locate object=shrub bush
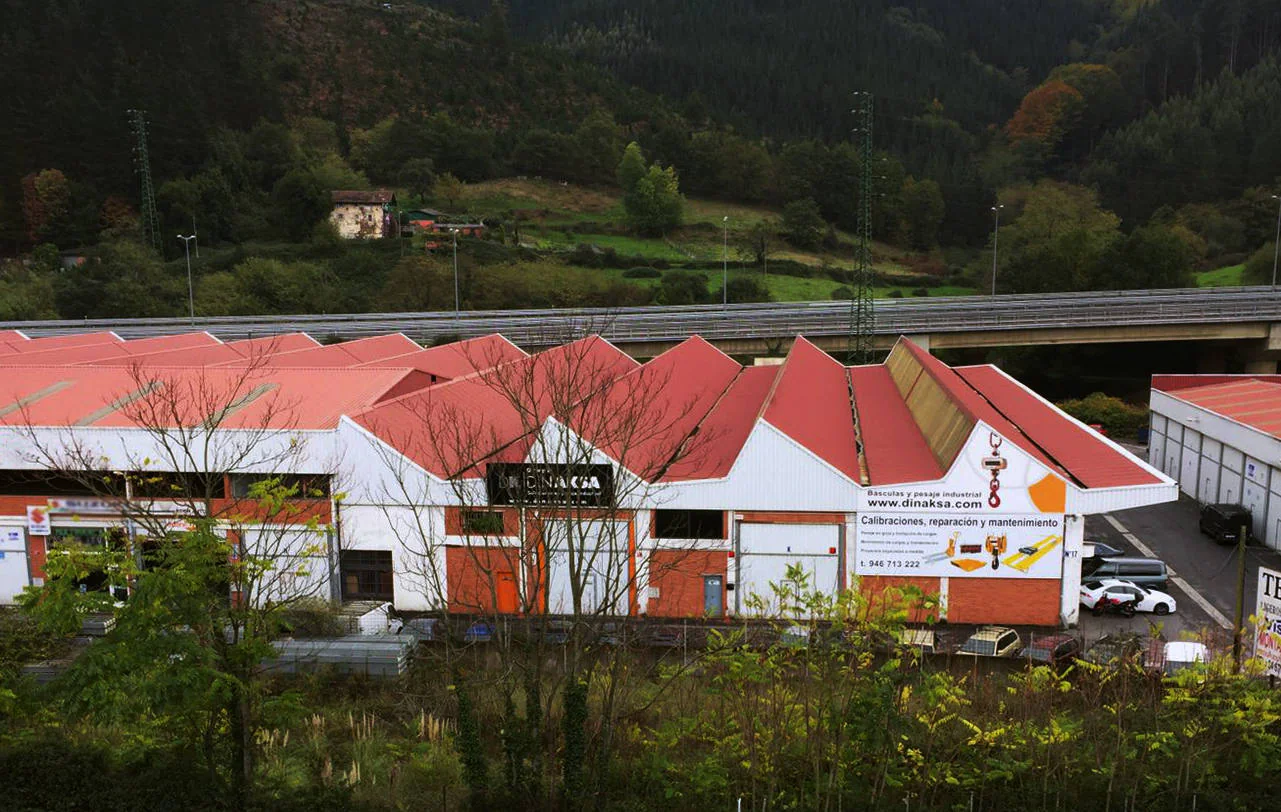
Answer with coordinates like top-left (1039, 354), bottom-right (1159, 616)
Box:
top-left (911, 287), bottom-right (930, 297)
top-left (1055, 392), bottom-right (1148, 439)
top-left (888, 289), bottom-right (903, 298)
top-left (622, 267), bottom-right (661, 279)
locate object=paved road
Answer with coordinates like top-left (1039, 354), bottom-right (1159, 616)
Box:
top-left (1080, 494), bottom-right (1281, 654)
top-left (1, 285), bottom-right (1278, 345)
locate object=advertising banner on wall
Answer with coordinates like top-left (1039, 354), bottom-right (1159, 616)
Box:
top-left (856, 423), bottom-right (1068, 517)
top-left (1254, 566), bottom-right (1281, 678)
top-left (855, 512), bottom-right (1065, 579)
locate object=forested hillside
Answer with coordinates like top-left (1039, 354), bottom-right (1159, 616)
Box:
top-left (2, 0), bottom-right (1281, 324)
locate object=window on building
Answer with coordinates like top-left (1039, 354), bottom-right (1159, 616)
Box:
top-left (653, 509), bottom-right (724, 539)
top-left (341, 550), bottom-right (394, 601)
top-left (131, 471), bottom-right (226, 500)
top-left (230, 474), bottom-right (330, 499)
top-left (0, 469), bottom-right (123, 497)
top-left (461, 510), bottom-right (506, 535)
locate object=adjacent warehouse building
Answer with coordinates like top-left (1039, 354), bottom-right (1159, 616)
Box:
top-left (0, 327), bottom-right (1175, 627)
top-left (1149, 374), bottom-right (1281, 548)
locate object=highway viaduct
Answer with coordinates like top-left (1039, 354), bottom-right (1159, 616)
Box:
top-left (3, 286), bottom-right (1279, 370)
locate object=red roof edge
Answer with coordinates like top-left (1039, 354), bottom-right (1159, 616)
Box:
top-left (1153, 373), bottom-right (1281, 393)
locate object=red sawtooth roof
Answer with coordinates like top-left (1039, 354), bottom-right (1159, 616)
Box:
top-left (956, 364), bottom-right (1161, 489)
top-left (848, 365), bottom-right (943, 485)
top-left (237, 334), bottom-right (420, 367)
top-left (586, 335), bottom-right (741, 480)
top-left (1166, 379), bottom-right (1281, 439)
top-left (0, 328), bottom-right (1168, 492)
top-left (359, 334), bottom-right (527, 379)
top-left (354, 336), bottom-right (639, 477)
top-left (897, 339), bottom-right (1071, 480)
top-left (760, 337), bottom-right (860, 479)
top-left (0, 331), bottom-right (121, 357)
top-left (0, 332), bottom-right (219, 366)
top-left (661, 365), bottom-right (779, 481)
top-left (0, 365), bottom-right (416, 430)
top-left (83, 333), bottom-right (319, 367)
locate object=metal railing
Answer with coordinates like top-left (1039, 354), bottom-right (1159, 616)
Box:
top-left (2, 286), bottom-right (1278, 346)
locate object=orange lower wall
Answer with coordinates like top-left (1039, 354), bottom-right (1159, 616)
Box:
top-left (946, 578), bottom-right (1061, 626)
top-left (445, 545), bottom-right (520, 614)
top-left (647, 550), bottom-right (728, 617)
top-left (858, 575), bottom-right (942, 623)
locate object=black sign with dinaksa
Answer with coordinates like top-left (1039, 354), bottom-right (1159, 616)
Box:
top-left (486, 463), bottom-right (615, 507)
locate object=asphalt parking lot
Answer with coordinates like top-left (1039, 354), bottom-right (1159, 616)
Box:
top-left (1079, 492), bottom-right (1281, 655)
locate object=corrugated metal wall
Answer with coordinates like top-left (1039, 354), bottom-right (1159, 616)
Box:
top-left (884, 343), bottom-right (973, 471)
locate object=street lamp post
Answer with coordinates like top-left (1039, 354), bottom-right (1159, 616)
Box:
top-left (722, 216), bottom-right (729, 309)
top-left (1271, 194), bottom-right (1280, 289)
top-left (990, 204), bottom-right (1004, 296)
top-left (176, 234), bottom-right (196, 324)
top-left (451, 227), bottom-right (460, 318)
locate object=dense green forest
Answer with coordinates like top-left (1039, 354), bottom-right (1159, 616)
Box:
top-left (2, 0), bottom-right (1280, 325)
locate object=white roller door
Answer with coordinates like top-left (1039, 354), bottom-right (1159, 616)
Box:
top-left (1149, 432), bottom-right (1166, 473)
top-left (1197, 456), bottom-right (1220, 503)
top-left (1244, 459), bottom-right (1270, 542)
top-left (546, 520), bottom-right (630, 615)
top-left (735, 523), bottom-right (841, 616)
top-left (1267, 492), bottom-right (1281, 551)
top-left (1179, 430), bottom-right (1200, 497)
top-left (1219, 469), bottom-right (1243, 505)
top-left (0, 528), bottom-right (30, 605)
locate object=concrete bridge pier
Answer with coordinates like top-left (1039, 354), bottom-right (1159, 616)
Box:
top-left (1243, 323), bottom-right (1281, 374)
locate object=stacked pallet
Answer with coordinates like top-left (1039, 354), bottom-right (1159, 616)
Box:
top-left (337, 601), bottom-right (391, 635)
top-left (263, 635), bottom-right (414, 678)
top-left (80, 613), bottom-right (116, 636)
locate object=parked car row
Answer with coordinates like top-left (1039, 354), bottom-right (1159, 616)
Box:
top-left (1080, 578), bottom-right (1177, 616)
top-left (937, 625), bottom-right (1211, 674)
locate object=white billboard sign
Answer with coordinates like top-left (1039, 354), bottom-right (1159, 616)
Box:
top-left (857, 423), bottom-right (1068, 516)
top-left (855, 512), bottom-right (1064, 579)
top-left (1254, 566), bottom-right (1281, 678)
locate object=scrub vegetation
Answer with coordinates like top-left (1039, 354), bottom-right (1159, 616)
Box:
top-left (3, 575), bottom-right (1279, 811)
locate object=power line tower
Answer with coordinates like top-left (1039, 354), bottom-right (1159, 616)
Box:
top-left (128, 109), bottom-right (161, 253)
top-left (847, 91), bottom-right (876, 365)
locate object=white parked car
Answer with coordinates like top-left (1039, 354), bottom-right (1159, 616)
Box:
top-left (1080, 579), bottom-right (1176, 615)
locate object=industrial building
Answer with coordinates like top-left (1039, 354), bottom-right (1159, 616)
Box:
top-left (1149, 374), bottom-right (1281, 549)
top-left (0, 328), bottom-right (1175, 627)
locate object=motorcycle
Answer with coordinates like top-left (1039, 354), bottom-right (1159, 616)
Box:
top-left (1092, 594), bottom-right (1137, 617)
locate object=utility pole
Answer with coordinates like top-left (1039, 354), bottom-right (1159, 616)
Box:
top-left (990, 204), bottom-right (1004, 296)
top-left (847, 91), bottom-right (875, 365)
top-left (451, 227), bottom-right (460, 319)
top-left (177, 234), bottom-right (197, 324)
top-left (128, 109), bottom-right (161, 254)
top-left (192, 216), bottom-right (199, 259)
top-left (1233, 521), bottom-right (1248, 673)
top-left (722, 216), bottom-right (729, 310)
top-left (1270, 194), bottom-right (1279, 289)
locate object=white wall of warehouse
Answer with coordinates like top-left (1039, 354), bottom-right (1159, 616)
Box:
top-left (1150, 390), bottom-right (1281, 549)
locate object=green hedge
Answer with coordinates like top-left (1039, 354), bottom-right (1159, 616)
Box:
top-left (1055, 392), bottom-right (1148, 440)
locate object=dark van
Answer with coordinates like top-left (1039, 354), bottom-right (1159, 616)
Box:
top-left (1082, 557), bottom-right (1169, 590)
top-left (1199, 503), bottom-right (1252, 545)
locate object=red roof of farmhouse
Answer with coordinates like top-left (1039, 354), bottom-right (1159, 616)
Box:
top-left (0, 329), bottom-right (1159, 488)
